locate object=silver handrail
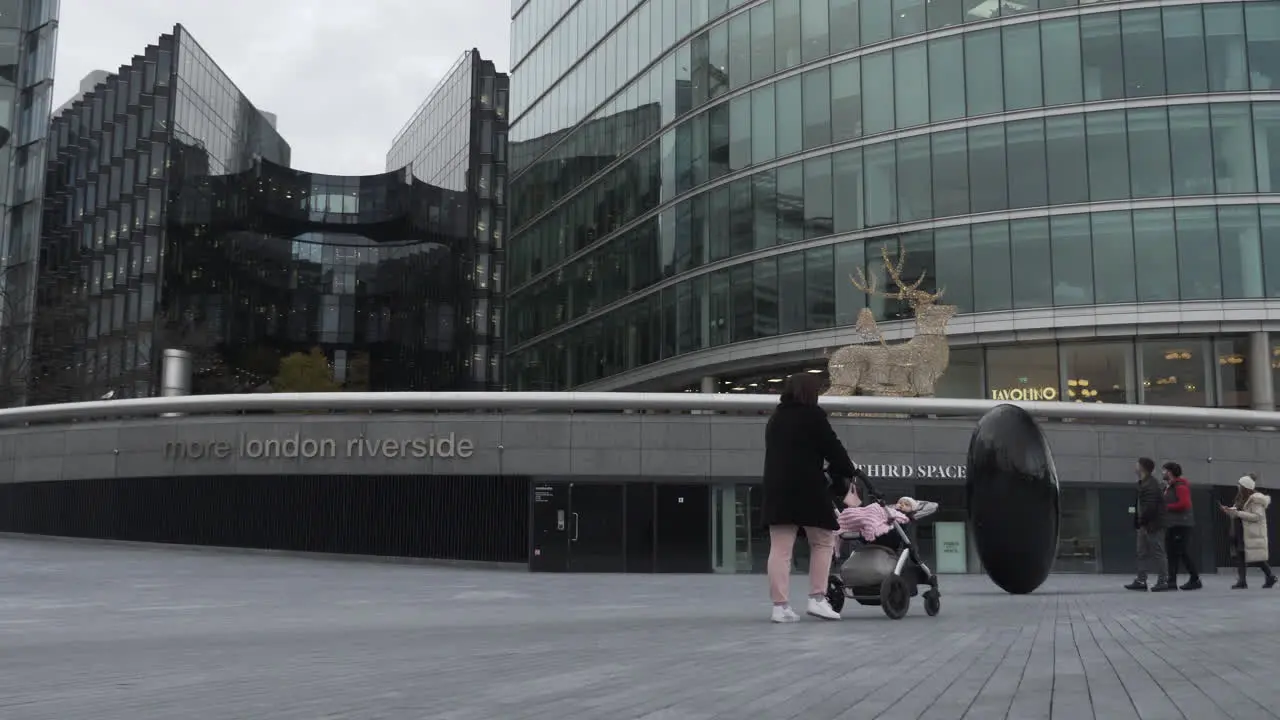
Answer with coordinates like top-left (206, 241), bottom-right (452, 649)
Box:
top-left (0, 392), bottom-right (1275, 429)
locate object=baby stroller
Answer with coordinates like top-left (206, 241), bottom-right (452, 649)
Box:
top-left (825, 471), bottom-right (942, 620)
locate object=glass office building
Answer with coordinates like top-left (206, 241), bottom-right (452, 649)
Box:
top-left (506, 0), bottom-right (1280, 411)
top-left (30, 25), bottom-right (480, 403)
top-left (0, 0), bottom-right (58, 407)
top-left (387, 49), bottom-right (509, 388)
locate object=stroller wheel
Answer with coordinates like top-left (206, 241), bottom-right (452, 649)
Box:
top-left (880, 576), bottom-right (910, 620)
top-left (826, 578), bottom-right (846, 613)
top-left (924, 589), bottom-right (941, 617)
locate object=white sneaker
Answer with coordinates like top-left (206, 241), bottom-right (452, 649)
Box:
top-left (771, 605), bottom-right (800, 623)
top-left (806, 597), bottom-right (842, 620)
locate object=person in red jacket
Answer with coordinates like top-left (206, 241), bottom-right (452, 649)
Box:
top-left (1161, 462), bottom-right (1201, 591)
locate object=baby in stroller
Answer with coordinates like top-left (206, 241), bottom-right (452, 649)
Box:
top-left (824, 471), bottom-right (942, 619)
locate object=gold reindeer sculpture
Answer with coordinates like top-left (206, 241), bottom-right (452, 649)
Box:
top-left (825, 246), bottom-right (957, 397)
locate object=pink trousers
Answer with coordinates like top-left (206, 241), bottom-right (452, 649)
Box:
top-left (767, 525), bottom-right (836, 604)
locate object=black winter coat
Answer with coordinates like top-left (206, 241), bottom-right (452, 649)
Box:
top-left (1135, 474), bottom-right (1166, 530)
top-left (761, 399), bottom-right (856, 530)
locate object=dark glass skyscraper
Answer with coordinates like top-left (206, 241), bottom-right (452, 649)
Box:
top-left (0, 0), bottom-right (58, 407)
top-left (387, 49), bottom-right (509, 388)
top-left (31, 25), bottom-right (483, 403)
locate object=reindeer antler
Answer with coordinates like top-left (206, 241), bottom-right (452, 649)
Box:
top-left (878, 245), bottom-right (939, 305)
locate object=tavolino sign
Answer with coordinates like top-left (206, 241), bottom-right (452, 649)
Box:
top-left (855, 463), bottom-right (966, 479)
top-left (163, 433), bottom-right (475, 461)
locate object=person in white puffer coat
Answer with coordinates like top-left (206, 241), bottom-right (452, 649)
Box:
top-left (1221, 474), bottom-right (1275, 589)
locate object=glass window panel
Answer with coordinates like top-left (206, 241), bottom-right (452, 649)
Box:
top-left (1003, 24), bottom-right (1043, 110)
top-left (1175, 206), bottom-right (1222, 301)
top-left (1255, 103), bottom-right (1280, 193)
top-left (1010, 218), bottom-right (1053, 309)
top-left (935, 348), bottom-right (983, 399)
top-left (730, 264), bottom-right (755, 343)
top-left (1263, 206), bottom-right (1280, 297)
top-left (1091, 211), bottom-right (1137, 305)
top-left (893, 0), bottom-right (925, 37)
top-left (1246, 3), bottom-right (1280, 91)
top-left (751, 85), bottom-right (776, 164)
top-left (1041, 17), bottom-right (1084, 106)
top-left (968, 124), bottom-right (1008, 213)
top-left (1121, 8), bottom-right (1165, 97)
top-left (1127, 107), bottom-right (1172, 199)
top-left (728, 13), bottom-right (751, 91)
top-left (931, 129), bottom-right (969, 218)
top-left (1169, 105), bottom-right (1215, 196)
top-left (1050, 215), bottom-right (1094, 307)
top-left (862, 52), bottom-right (894, 134)
top-left (709, 269), bottom-right (730, 346)
top-left (830, 0), bottom-right (860, 53)
top-left (831, 58), bottom-right (862, 142)
top-left (1205, 3), bottom-right (1248, 92)
top-left (933, 226), bottom-right (972, 314)
top-left (861, 0), bottom-right (892, 45)
top-left (1045, 115), bottom-right (1090, 205)
top-left (709, 23), bottom-right (730, 98)
top-left (894, 43), bottom-right (928, 129)
top-left (1211, 103), bottom-right (1256, 193)
top-left (776, 163), bottom-right (805, 244)
top-left (729, 95), bottom-right (751, 172)
top-left (805, 246), bottom-right (835, 330)
top-left (863, 143), bottom-right (897, 227)
top-left (1219, 205), bottom-right (1264, 299)
top-left (964, 29), bottom-right (1003, 116)
top-left (834, 240), bottom-right (867, 326)
top-left (753, 258), bottom-right (779, 338)
top-left (803, 155), bottom-right (833, 239)
top-left (708, 104), bottom-right (730, 180)
top-left (775, 75), bottom-right (803, 156)
top-left (800, 0), bottom-right (830, 62)
top-left (832, 148), bottom-right (864, 233)
top-left (730, 177), bottom-right (755, 256)
top-left (708, 186), bottom-right (731, 260)
top-left (1214, 336), bottom-right (1251, 409)
top-left (929, 36), bottom-right (965, 123)
top-left (778, 252), bottom-right (806, 334)
top-left (1132, 208), bottom-right (1178, 302)
top-left (1086, 110), bottom-right (1130, 202)
top-left (1141, 338), bottom-right (1209, 407)
top-left (774, 0), bottom-right (802, 71)
top-left (750, 3), bottom-right (775, 82)
top-left (1163, 6), bottom-right (1209, 95)
top-left (753, 169), bottom-right (777, 250)
top-left (1081, 14), bottom-right (1125, 101)
top-left (896, 135), bottom-right (932, 223)
top-left (1006, 118), bottom-right (1048, 210)
top-left (802, 67), bottom-right (832, 150)
top-left (1065, 343), bottom-right (1133, 405)
top-left (987, 345), bottom-right (1060, 402)
top-left (971, 222), bottom-right (1012, 312)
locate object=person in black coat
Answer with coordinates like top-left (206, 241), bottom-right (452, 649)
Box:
top-left (762, 373), bottom-right (857, 623)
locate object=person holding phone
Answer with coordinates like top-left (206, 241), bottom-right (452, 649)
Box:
top-left (1221, 474), bottom-right (1275, 589)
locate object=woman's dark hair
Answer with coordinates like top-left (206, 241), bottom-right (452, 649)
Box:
top-left (1162, 461), bottom-right (1182, 477)
top-left (1137, 457), bottom-right (1155, 473)
top-left (779, 373), bottom-right (823, 406)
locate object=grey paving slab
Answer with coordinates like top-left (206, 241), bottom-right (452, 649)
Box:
top-left (0, 539), bottom-right (1277, 720)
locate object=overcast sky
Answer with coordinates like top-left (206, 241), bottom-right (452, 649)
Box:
top-left (52, 0), bottom-right (511, 176)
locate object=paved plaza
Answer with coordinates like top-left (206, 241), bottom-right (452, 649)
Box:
top-left (0, 538), bottom-right (1275, 720)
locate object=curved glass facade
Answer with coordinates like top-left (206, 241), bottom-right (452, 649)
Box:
top-left (507, 0), bottom-right (1280, 391)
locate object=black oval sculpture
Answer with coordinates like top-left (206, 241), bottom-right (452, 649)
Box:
top-left (966, 404), bottom-right (1060, 594)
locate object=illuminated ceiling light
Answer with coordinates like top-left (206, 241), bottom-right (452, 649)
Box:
top-left (806, 368), bottom-right (823, 374)
top-left (767, 378), bottom-right (783, 383)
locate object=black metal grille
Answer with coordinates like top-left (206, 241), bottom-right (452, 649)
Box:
top-left (0, 474), bottom-right (529, 564)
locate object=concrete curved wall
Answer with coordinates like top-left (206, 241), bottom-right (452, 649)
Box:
top-left (0, 413), bottom-right (1272, 486)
